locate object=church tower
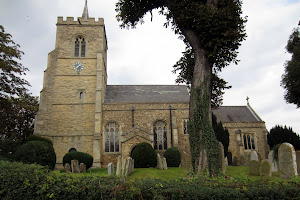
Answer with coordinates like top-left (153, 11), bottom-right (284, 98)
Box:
top-left (34, 0), bottom-right (107, 167)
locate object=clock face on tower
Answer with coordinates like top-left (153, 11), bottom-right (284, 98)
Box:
top-left (73, 62), bottom-right (84, 72)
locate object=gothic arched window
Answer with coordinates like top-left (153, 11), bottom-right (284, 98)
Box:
top-left (105, 122), bottom-right (119, 153)
top-left (243, 133), bottom-right (256, 150)
top-left (74, 36), bottom-right (86, 57)
top-left (153, 121), bottom-right (167, 150)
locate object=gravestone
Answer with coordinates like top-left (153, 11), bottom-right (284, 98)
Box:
top-left (108, 162), bottom-right (114, 175)
top-left (121, 159), bottom-right (127, 176)
top-left (278, 143), bottom-right (298, 179)
top-left (249, 160), bottom-right (260, 176)
top-left (296, 151), bottom-right (300, 173)
top-left (116, 156), bottom-right (122, 176)
top-left (183, 151), bottom-right (189, 173)
top-left (260, 159), bottom-right (272, 177)
top-left (232, 156), bottom-right (238, 166)
top-left (250, 151), bottom-right (259, 162)
top-left (64, 163), bottom-right (71, 173)
top-left (219, 142), bottom-right (226, 174)
top-left (162, 157), bottom-right (168, 170)
top-left (157, 153), bottom-right (163, 170)
top-left (71, 160), bottom-right (80, 173)
top-left (239, 155), bottom-right (246, 166)
top-left (79, 163), bottom-right (86, 173)
top-left (268, 150), bottom-right (278, 172)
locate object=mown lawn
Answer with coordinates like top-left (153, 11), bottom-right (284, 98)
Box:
top-left (85, 165), bottom-right (283, 181)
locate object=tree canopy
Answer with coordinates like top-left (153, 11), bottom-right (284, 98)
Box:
top-left (0, 25), bottom-right (39, 157)
top-left (116, 0), bottom-right (247, 175)
top-left (267, 125), bottom-right (300, 150)
top-left (281, 26), bottom-right (300, 108)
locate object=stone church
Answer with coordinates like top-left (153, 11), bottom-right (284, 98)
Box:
top-left (34, 2), bottom-right (269, 168)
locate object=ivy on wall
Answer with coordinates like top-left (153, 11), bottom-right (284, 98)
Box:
top-left (188, 83), bottom-right (220, 176)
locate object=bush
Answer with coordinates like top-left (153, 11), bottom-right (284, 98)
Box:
top-left (15, 141), bottom-right (56, 169)
top-left (163, 147), bottom-right (181, 167)
top-left (63, 151), bottom-right (93, 170)
top-left (24, 134), bottom-right (53, 145)
top-left (131, 142), bottom-right (157, 168)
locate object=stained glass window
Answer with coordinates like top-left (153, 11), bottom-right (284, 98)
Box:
top-left (105, 123), bottom-right (119, 152)
top-left (153, 121), bottom-right (167, 150)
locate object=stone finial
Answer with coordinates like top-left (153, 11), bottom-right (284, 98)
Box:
top-left (82, 0), bottom-right (89, 21)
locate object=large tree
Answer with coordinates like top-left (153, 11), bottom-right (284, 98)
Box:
top-left (0, 25), bottom-right (39, 157)
top-left (116, 0), bottom-right (247, 175)
top-left (267, 125), bottom-right (300, 150)
top-left (281, 26), bottom-right (300, 108)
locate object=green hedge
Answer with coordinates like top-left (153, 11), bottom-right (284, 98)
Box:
top-left (131, 142), bottom-right (157, 168)
top-left (15, 141), bottom-right (56, 169)
top-left (63, 151), bottom-right (93, 170)
top-left (24, 135), bottom-right (53, 145)
top-left (164, 147), bottom-right (181, 167)
top-left (1, 161), bottom-right (300, 200)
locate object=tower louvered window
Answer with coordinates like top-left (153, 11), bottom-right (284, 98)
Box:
top-left (153, 121), bottom-right (167, 150)
top-left (74, 36), bottom-right (86, 57)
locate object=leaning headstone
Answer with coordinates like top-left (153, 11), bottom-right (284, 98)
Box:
top-left (108, 162), bottom-right (114, 175)
top-left (157, 153), bottom-right (163, 170)
top-left (278, 143), bottom-right (298, 179)
top-left (249, 160), bottom-right (260, 176)
top-left (296, 151), bottom-right (300, 173)
top-left (268, 150), bottom-right (279, 172)
top-left (116, 156), bottom-right (122, 176)
top-left (250, 151), bottom-right (259, 162)
top-left (71, 160), bottom-right (80, 173)
top-left (127, 157), bottom-right (133, 174)
top-left (162, 157), bottom-right (168, 170)
top-left (219, 142), bottom-right (226, 174)
top-left (260, 159), bottom-right (272, 177)
top-left (64, 163), bottom-right (71, 173)
top-left (121, 159), bottom-right (127, 176)
top-left (79, 163), bottom-right (86, 173)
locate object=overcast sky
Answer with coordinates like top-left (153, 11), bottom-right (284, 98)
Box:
top-left (1, 0), bottom-right (300, 133)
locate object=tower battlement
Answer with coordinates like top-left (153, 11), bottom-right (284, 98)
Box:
top-left (57, 16), bottom-right (104, 25)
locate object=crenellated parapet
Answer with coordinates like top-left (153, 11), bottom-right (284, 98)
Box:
top-left (57, 16), bottom-right (104, 26)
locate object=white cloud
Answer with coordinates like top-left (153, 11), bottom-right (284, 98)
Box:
top-left (1, 0), bottom-right (299, 133)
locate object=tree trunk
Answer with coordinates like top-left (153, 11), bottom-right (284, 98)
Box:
top-left (182, 28), bottom-right (212, 172)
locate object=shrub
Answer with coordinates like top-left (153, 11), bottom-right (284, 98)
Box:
top-left (63, 151), bottom-right (93, 170)
top-left (14, 141), bottom-right (56, 169)
top-left (164, 147), bottom-right (181, 167)
top-left (131, 142), bottom-right (157, 168)
top-left (24, 134), bottom-right (53, 145)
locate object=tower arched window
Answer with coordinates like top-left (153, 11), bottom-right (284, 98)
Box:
top-left (105, 122), bottom-right (119, 153)
top-left (74, 36), bottom-right (86, 57)
top-left (153, 121), bottom-right (167, 150)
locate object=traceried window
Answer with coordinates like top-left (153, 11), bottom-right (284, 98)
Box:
top-left (74, 36), bottom-right (86, 57)
top-left (243, 133), bottom-right (256, 150)
top-left (105, 122), bottom-right (119, 153)
top-left (153, 121), bottom-right (167, 150)
top-left (183, 119), bottom-right (189, 134)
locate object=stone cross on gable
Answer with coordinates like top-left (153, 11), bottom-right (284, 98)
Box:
top-left (246, 96), bottom-right (250, 105)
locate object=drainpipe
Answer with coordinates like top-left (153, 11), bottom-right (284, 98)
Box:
top-left (169, 105), bottom-right (173, 147)
top-left (131, 106), bottom-right (135, 128)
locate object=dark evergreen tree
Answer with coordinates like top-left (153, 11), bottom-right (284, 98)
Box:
top-left (267, 125), bottom-right (300, 150)
top-left (281, 26), bottom-right (300, 107)
top-left (212, 114), bottom-right (229, 157)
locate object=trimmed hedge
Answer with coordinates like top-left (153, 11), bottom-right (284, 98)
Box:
top-left (164, 147), bottom-right (181, 167)
top-left (14, 141), bottom-right (56, 169)
top-left (131, 142), bottom-right (157, 168)
top-left (24, 135), bottom-right (53, 145)
top-left (63, 151), bottom-right (93, 170)
top-left (1, 160), bottom-right (300, 200)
